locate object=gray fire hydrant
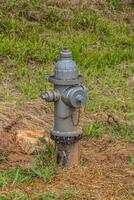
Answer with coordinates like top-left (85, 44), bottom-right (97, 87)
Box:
top-left (42, 50), bottom-right (88, 167)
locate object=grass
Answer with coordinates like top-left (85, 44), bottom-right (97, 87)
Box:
top-left (0, 143), bottom-right (57, 195)
top-left (31, 143), bottom-right (57, 182)
top-left (0, 192), bottom-right (30, 200)
top-left (0, 1), bottom-right (133, 108)
top-left (83, 122), bottom-right (105, 138)
top-left (83, 121), bottom-right (134, 143)
top-left (0, 155), bottom-right (6, 162)
top-left (0, 188), bottom-right (84, 200)
top-left (0, 167), bottom-right (33, 188)
top-left (130, 156), bottom-right (134, 165)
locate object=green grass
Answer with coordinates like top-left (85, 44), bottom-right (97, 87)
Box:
top-left (83, 122), bottom-right (104, 138)
top-left (0, 191), bottom-right (30, 200)
top-left (0, 1), bottom-right (133, 108)
top-left (83, 121), bottom-right (134, 143)
top-left (0, 143), bottom-right (57, 196)
top-left (0, 188), bottom-right (83, 200)
top-left (130, 156), bottom-right (134, 165)
top-left (31, 143), bottom-right (57, 182)
top-left (0, 167), bottom-right (33, 188)
top-left (35, 192), bottom-right (57, 200)
top-left (35, 189), bottom-right (78, 200)
top-left (60, 188), bottom-right (77, 200)
top-left (0, 154), bottom-right (6, 161)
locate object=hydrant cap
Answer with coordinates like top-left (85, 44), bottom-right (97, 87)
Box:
top-left (54, 50), bottom-right (78, 80)
top-left (60, 50), bottom-right (72, 59)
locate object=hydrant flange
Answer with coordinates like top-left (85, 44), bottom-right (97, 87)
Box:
top-left (48, 74), bottom-right (83, 85)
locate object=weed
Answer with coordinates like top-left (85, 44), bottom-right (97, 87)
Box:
top-left (108, 124), bottom-right (134, 143)
top-left (83, 121), bottom-right (134, 143)
top-left (0, 191), bottom-right (30, 200)
top-left (130, 156), bottom-right (134, 165)
top-left (35, 192), bottom-right (57, 200)
top-left (0, 155), bottom-right (6, 161)
top-left (34, 189), bottom-right (84, 200)
top-left (0, 145), bottom-right (57, 190)
top-left (31, 143), bottom-right (57, 182)
top-left (109, 0), bottom-right (121, 11)
top-left (73, 10), bottom-right (99, 31)
top-left (61, 188), bottom-right (77, 200)
top-left (46, 7), bottom-right (59, 23)
top-left (83, 123), bottom-right (104, 138)
top-left (31, 167), bottom-right (55, 182)
top-left (0, 167), bottom-right (33, 188)
top-left (5, 0), bottom-right (17, 9)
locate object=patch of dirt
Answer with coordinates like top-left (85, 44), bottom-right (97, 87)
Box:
top-left (9, 137), bottom-right (134, 200)
top-left (0, 100), bottom-right (100, 168)
top-left (0, 101), bottom-right (134, 199)
top-left (0, 131), bottom-right (32, 169)
top-left (0, 100), bottom-right (53, 132)
top-left (0, 100), bottom-right (53, 169)
top-left (34, 138), bottom-right (134, 200)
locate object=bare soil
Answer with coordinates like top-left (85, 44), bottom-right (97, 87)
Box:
top-left (0, 101), bottom-right (134, 200)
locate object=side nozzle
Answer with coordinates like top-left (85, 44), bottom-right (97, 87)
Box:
top-left (42, 90), bottom-right (60, 102)
top-left (62, 86), bottom-right (88, 108)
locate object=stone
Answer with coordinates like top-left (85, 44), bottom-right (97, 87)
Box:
top-left (128, 76), bottom-right (134, 85)
top-left (16, 130), bottom-right (52, 154)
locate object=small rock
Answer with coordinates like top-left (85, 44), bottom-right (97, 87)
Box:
top-left (16, 130), bottom-right (52, 154)
top-left (107, 114), bottom-right (119, 125)
top-left (3, 121), bottom-right (16, 132)
top-left (128, 76), bottom-right (134, 85)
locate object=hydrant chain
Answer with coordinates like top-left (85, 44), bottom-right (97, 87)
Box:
top-left (72, 108), bottom-right (81, 126)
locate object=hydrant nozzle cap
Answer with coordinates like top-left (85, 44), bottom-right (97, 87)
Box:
top-left (60, 50), bottom-right (72, 59)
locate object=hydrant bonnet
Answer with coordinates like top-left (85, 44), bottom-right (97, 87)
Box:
top-left (55, 50), bottom-right (78, 80)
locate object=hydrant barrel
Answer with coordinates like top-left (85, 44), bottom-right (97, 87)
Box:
top-left (42, 50), bottom-right (88, 167)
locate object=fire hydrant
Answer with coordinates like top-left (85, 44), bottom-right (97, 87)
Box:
top-left (42, 50), bottom-right (88, 167)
